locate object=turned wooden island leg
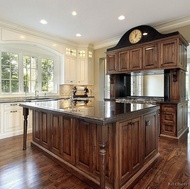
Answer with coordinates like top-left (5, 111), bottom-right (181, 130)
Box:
top-left (23, 107), bottom-right (29, 150)
top-left (98, 125), bottom-right (108, 189)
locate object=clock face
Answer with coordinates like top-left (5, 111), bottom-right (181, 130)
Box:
top-left (129, 29), bottom-right (142, 44)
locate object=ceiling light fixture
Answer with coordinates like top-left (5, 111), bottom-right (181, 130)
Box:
top-left (72, 11), bottom-right (77, 16)
top-left (118, 15), bottom-right (125, 20)
top-left (76, 33), bottom-right (81, 37)
top-left (40, 19), bottom-right (48, 24)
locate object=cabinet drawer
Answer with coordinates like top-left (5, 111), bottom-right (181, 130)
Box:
top-left (161, 105), bottom-right (176, 112)
top-left (3, 103), bottom-right (21, 110)
top-left (162, 112), bottom-right (176, 121)
top-left (161, 121), bottom-right (176, 136)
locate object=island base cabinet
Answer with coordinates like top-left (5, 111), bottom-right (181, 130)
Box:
top-left (32, 110), bottom-right (50, 149)
top-left (31, 108), bottom-right (159, 189)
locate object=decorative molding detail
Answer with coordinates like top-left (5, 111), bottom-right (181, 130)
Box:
top-left (172, 69), bottom-right (178, 82)
top-left (0, 16), bottom-right (190, 50)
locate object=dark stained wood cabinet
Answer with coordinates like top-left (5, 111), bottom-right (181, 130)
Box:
top-left (160, 102), bottom-right (188, 139)
top-left (160, 38), bottom-right (178, 68)
top-left (106, 52), bottom-right (118, 74)
top-left (51, 114), bottom-right (62, 156)
top-left (32, 110), bottom-right (50, 149)
top-left (143, 43), bottom-right (158, 69)
top-left (118, 50), bottom-right (130, 71)
top-left (107, 35), bottom-right (188, 74)
top-left (30, 106), bottom-right (159, 189)
top-left (170, 69), bottom-right (186, 101)
top-left (60, 116), bottom-right (75, 164)
top-left (129, 48), bottom-right (143, 70)
top-left (118, 117), bottom-right (142, 183)
top-left (160, 37), bottom-right (187, 70)
top-left (75, 120), bottom-right (95, 173)
top-left (143, 111), bottom-right (158, 162)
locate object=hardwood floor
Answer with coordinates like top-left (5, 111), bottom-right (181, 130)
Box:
top-left (0, 133), bottom-right (190, 189)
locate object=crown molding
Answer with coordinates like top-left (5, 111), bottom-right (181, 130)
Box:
top-left (0, 18), bottom-right (77, 47)
top-left (93, 16), bottom-right (190, 50)
top-left (0, 16), bottom-right (190, 50)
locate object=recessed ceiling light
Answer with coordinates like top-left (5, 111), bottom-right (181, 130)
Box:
top-left (40, 19), bottom-right (48, 24)
top-left (72, 11), bottom-right (77, 16)
top-left (76, 33), bottom-right (81, 37)
top-left (118, 15), bottom-right (125, 20)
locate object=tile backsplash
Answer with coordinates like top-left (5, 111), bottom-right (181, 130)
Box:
top-left (60, 85), bottom-right (94, 97)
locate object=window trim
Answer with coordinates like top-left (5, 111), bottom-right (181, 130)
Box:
top-left (0, 46), bottom-right (60, 97)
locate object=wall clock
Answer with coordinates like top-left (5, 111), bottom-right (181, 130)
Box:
top-left (129, 29), bottom-right (142, 44)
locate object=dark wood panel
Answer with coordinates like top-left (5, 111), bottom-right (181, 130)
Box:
top-left (75, 120), bottom-right (94, 172)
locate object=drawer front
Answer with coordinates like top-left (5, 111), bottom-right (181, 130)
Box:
top-left (162, 112), bottom-right (176, 122)
top-left (3, 103), bottom-right (21, 110)
top-left (161, 105), bottom-right (176, 112)
top-left (161, 121), bottom-right (176, 136)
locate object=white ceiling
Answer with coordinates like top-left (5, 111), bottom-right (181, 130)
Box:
top-left (0, 0), bottom-right (190, 47)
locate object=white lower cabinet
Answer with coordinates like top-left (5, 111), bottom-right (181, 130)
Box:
top-left (0, 103), bottom-right (32, 139)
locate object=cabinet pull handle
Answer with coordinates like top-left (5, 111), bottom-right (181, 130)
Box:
top-left (10, 104), bottom-right (18, 106)
top-left (10, 110), bottom-right (17, 113)
top-left (145, 47), bottom-right (153, 50)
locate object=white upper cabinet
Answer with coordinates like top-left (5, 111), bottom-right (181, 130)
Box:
top-left (62, 46), bottom-right (94, 85)
top-left (63, 47), bottom-right (77, 84)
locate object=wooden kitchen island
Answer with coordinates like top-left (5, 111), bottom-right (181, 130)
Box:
top-left (20, 99), bottom-right (160, 189)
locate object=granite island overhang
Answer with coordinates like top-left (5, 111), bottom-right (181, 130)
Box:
top-left (20, 99), bottom-right (160, 189)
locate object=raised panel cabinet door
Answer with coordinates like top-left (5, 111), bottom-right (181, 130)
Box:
top-left (32, 110), bottom-right (50, 149)
top-left (179, 42), bottom-right (187, 70)
top-left (51, 114), bottom-right (62, 156)
top-left (61, 116), bottom-right (75, 164)
top-left (75, 120), bottom-right (95, 173)
top-left (119, 119), bottom-right (131, 182)
top-left (160, 39), bottom-right (177, 68)
top-left (41, 112), bottom-right (50, 149)
top-left (106, 53), bottom-right (118, 73)
top-left (118, 50), bottom-right (130, 71)
top-left (77, 58), bottom-right (88, 84)
top-left (143, 112), bottom-right (158, 161)
top-left (3, 108), bottom-right (23, 133)
top-left (64, 56), bottom-right (76, 84)
top-left (129, 48), bottom-right (143, 70)
top-left (130, 117), bottom-right (142, 173)
top-left (143, 43), bottom-right (158, 69)
top-left (118, 117), bottom-right (141, 183)
top-left (32, 110), bottom-right (41, 144)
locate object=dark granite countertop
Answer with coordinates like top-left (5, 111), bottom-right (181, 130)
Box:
top-left (20, 99), bottom-right (159, 125)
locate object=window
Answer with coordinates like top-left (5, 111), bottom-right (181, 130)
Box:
top-left (1, 52), bottom-right (19, 93)
top-left (41, 58), bottom-right (54, 91)
top-left (0, 48), bottom-right (58, 95)
top-left (23, 56), bottom-right (38, 93)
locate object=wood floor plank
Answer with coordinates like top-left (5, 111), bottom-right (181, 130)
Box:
top-left (0, 133), bottom-right (190, 189)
